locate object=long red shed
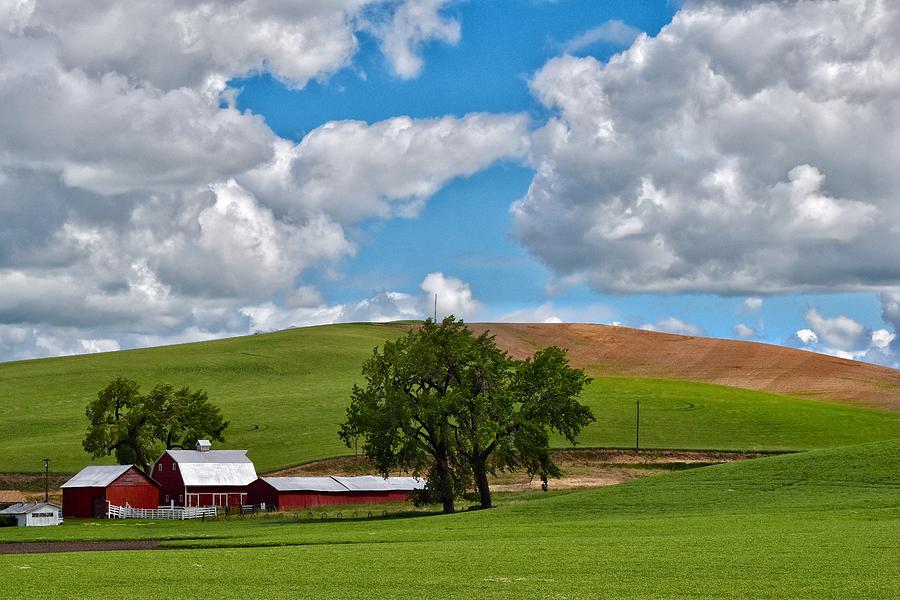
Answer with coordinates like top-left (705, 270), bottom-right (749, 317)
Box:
top-left (248, 477), bottom-right (355, 510)
top-left (153, 441), bottom-right (257, 508)
top-left (248, 476), bottom-right (425, 510)
top-left (61, 465), bottom-right (159, 518)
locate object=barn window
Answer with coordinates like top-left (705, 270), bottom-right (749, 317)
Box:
top-left (158, 464), bottom-right (162, 471)
top-left (165, 495), bottom-right (169, 502)
top-left (179, 495), bottom-right (183, 501)
top-left (172, 463), bottom-right (177, 470)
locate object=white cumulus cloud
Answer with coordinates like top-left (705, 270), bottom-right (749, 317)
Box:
top-left (733, 323), bottom-right (756, 339)
top-left (421, 272), bottom-right (481, 320)
top-left (514, 0), bottom-right (900, 294)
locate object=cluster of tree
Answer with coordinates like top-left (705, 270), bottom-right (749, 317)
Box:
top-left (83, 377), bottom-right (228, 474)
top-left (339, 317), bottom-right (594, 513)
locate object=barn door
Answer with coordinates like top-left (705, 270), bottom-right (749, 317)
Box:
top-left (92, 495), bottom-right (105, 518)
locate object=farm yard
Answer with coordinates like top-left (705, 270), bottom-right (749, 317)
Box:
top-left (2, 440), bottom-right (898, 599)
top-left (1, 323), bottom-right (899, 598)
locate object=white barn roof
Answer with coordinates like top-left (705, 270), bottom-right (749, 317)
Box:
top-left (61, 465), bottom-right (132, 488)
top-left (166, 450), bottom-right (257, 487)
top-left (260, 477), bottom-right (349, 493)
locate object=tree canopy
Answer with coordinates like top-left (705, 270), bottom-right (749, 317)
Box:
top-left (83, 377), bottom-right (228, 473)
top-left (339, 317), bottom-right (594, 512)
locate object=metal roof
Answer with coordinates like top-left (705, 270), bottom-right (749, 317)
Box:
top-left (60, 465), bottom-right (132, 488)
top-left (0, 502), bottom-right (61, 515)
top-left (383, 477), bottom-right (427, 491)
top-left (260, 477), bottom-right (349, 493)
top-left (166, 449), bottom-right (252, 464)
top-left (178, 462), bottom-right (258, 487)
top-left (165, 450), bottom-right (257, 487)
top-left (331, 476), bottom-right (426, 492)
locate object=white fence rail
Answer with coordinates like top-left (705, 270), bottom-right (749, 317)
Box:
top-left (106, 502), bottom-right (218, 520)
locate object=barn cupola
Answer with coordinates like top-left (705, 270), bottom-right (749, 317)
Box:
top-left (196, 439), bottom-right (212, 452)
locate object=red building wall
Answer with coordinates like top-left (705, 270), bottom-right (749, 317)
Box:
top-left (153, 452), bottom-right (186, 506)
top-left (62, 467), bottom-right (159, 518)
top-left (62, 488), bottom-right (102, 518)
top-left (247, 480), bottom-right (412, 511)
top-left (106, 469), bottom-right (158, 509)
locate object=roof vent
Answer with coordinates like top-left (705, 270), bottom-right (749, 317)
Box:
top-left (195, 439), bottom-right (212, 452)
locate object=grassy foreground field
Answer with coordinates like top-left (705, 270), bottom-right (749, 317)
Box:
top-left (2, 323), bottom-right (900, 473)
top-left (2, 439), bottom-right (898, 599)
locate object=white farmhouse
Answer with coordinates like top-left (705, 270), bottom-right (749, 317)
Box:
top-left (0, 502), bottom-right (63, 526)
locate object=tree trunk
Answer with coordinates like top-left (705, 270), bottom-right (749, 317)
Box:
top-left (473, 456), bottom-right (492, 509)
top-left (434, 446), bottom-right (455, 514)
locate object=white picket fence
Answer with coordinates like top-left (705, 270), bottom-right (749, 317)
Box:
top-left (106, 502), bottom-right (218, 520)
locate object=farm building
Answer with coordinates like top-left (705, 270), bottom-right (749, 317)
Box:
top-left (61, 465), bottom-right (160, 518)
top-left (333, 476), bottom-right (426, 504)
top-left (0, 502), bottom-right (62, 526)
top-left (249, 476), bottom-right (425, 510)
top-left (154, 440), bottom-right (257, 508)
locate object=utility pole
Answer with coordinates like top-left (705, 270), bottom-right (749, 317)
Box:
top-left (42, 458), bottom-right (50, 502)
top-left (635, 401), bottom-right (640, 453)
top-left (433, 293), bottom-right (438, 322)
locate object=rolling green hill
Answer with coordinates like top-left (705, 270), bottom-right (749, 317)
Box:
top-left (3, 439), bottom-right (898, 598)
top-left (1, 323), bottom-right (899, 474)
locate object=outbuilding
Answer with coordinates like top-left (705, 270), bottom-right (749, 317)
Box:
top-left (249, 475), bottom-right (425, 510)
top-left (0, 502), bottom-right (62, 526)
top-left (248, 477), bottom-right (355, 510)
top-left (61, 465), bottom-right (160, 518)
top-left (153, 441), bottom-right (257, 508)
top-left (333, 476), bottom-right (425, 504)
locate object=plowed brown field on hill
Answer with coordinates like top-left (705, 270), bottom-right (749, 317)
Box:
top-left (469, 323), bottom-right (900, 411)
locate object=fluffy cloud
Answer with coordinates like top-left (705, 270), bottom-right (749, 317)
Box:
top-left (513, 0), bottom-right (900, 294)
top-left (802, 308), bottom-right (867, 351)
top-left (421, 272), bottom-right (482, 320)
top-left (0, 1), bottom-right (523, 361)
top-left (795, 329), bottom-right (818, 346)
top-left (794, 308), bottom-right (896, 366)
top-left (0, 324), bottom-right (120, 362)
top-left (241, 272), bottom-right (478, 332)
top-left (371, 0), bottom-right (461, 78)
top-left (641, 317), bottom-right (703, 337)
top-left (4, 1), bottom-right (461, 91)
top-left (240, 113), bottom-right (529, 223)
top-left (742, 297), bottom-right (763, 312)
top-left (733, 323), bottom-right (756, 339)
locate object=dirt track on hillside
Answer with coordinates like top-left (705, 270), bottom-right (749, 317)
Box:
top-left (468, 323), bottom-right (900, 411)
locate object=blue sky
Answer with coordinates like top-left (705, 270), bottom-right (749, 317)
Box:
top-left (0, 0), bottom-right (897, 365)
top-left (233, 1), bottom-right (890, 352)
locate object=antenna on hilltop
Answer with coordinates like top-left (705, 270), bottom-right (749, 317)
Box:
top-left (433, 293), bottom-right (438, 322)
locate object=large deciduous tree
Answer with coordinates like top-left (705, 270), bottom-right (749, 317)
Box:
top-left (339, 317), bottom-right (594, 513)
top-left (83, 377), bottom-right (228, 473)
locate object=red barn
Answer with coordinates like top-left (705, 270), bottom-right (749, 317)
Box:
top-left (61, 465), bottom-right (159, 518)
top-left (249, 476), bottom-right (425, 510)
top-left (153, 441), bottom-right (257, 508)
